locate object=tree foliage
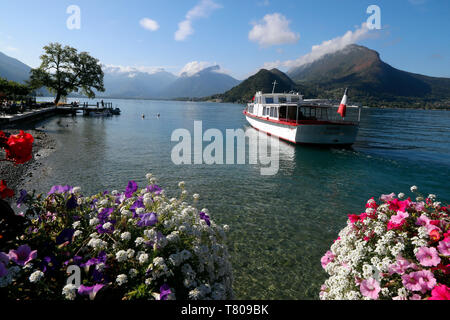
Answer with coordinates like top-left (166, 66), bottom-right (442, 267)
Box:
top-left (0, 77), bottom-right (32, 98)
top-left (29, 43), bottom-right (104, 104)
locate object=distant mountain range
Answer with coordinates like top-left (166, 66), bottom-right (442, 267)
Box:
top-left (101, 64), bottom-right (240, 99)
top-left (286, 45), bottom-right (450, 108)
top-left (1, 45), bottom-right (449, 108)
top-left (209, 44), bottom-right (450, 108)
top-left (0, 51), bottom-right (240, 100)
top-left (0, 51), bottom-right (34, 83)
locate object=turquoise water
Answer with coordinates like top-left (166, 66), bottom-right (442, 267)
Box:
top-left (28, 98), bottom-right (450, 299)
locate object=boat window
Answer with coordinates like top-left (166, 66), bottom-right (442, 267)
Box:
top-left (265, 97), bottom-right (274, 104)
top-left (270, 107), bottom-right (274, 117)
top-left (278, 96), bottom-right (287, 104)
top-left (274, 108), bottom-right (278, 118)
top-left (290, 96), bottom-right (299, 103)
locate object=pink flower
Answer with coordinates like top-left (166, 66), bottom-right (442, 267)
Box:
top-left (409, 294), bottom-right (422, 300)
top-left (411, 201), bottom-right (425, 212)
top-left (390, 211), bottom-right (409, 225)
top-left (429, 284), bottom-right (450, 300)
top-left (416, 214), bottom-right (430, 227)
top-left (380, 193), bottom-right (396, 202)
top-left (415, 270), bottom-right (437, 293)
top-left (415, 246), bottom-right (441, 267)
top-left (320, 250), bottom-right (335, 269)
top-left (402, 272), bottom-right (422, 292)
top-left (403, 270), bottom-right (436, 294)
top-left (8, 245), bottom-right (37, 266)
top-left (388, 256), bottom-right (415, 275)
top-left (437, 239), bottom-right (450, 256)
top-left (360, 278), bottom-right (381, 300)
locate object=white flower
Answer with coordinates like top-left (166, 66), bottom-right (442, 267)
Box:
top-left (62, 284), bottom-right (78, 300)
top-left (410, 185), bottom-right (418, 192)
top-left (72, 186), bottom-right (81, 194)
top-left (29, 270), bottom-right (44, 283)
top-left (121, 209), bottom-right (132, 217)
top-left (193, 194), bottom-right (200, 201)
top-left (398, 193), bottom-right (405, 199)
top-left (73, 230), bottom-right (82, 238)
top-left (129, 268), bottom-right (138, 278)
top-left (146, 173), bottom-right (153, 180)
top-left (116, 250), bottom-right (128, 262)
top-left (428, 194), bottom-right (436, 200)
top-left (138, 253), bottom-right (149, 264)
top-left (121, 232), bottom-right (131, 241)
top-left (178, 181), bottom-right (185, 188)
top-left (116, 274), bottom-right (128, 286)
top-left (89, 218), bottom-right (99, 226)
top-left (135, 208), bottom-right (145, 215)
top-left (102, 222), bottom-right (112, 230)
top-left (135, 237), bottom-right (145, 246)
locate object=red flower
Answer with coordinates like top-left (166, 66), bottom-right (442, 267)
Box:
top-left (348, 214), bottom-right (360, 224)
top-left (0, 180), bottom-right (14, 199)
top-left (388, 198), bottom-right (411, 212)
top-left (429, 229), bottom-right (441, 242)
top-left (4, 130), bottom-right (34, 164)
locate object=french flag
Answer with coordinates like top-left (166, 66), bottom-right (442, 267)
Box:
top-left (337, 88), bottom-right (348, 118)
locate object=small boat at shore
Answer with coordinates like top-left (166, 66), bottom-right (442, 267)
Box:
top-left (243, 84), bottom-right (361, 146)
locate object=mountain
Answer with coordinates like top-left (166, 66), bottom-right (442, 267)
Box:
top-left (210, 68), bottom-right (313, 103)
top-left (0, 51), bottom-right (32, 83)
top-left (100, 68), bottom-right (177, 99)
top-left (287, 44), bottom-right (450, 108)
top-left (158, 65), bottom-right (240, 99)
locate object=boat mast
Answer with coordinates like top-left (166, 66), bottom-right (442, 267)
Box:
top-left (272, 80), bottom-right (277, 94)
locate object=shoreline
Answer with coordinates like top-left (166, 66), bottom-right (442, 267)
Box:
top-left (0, 128), bottom-right (56, 205)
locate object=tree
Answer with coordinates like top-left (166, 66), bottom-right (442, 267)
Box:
top-left (0, 77), bottom-right (32, 99)
top-left (29, 43), bottom-right (104, 104)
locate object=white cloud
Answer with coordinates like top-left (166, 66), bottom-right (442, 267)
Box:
top-left (178, 61), bottom-right (229, 77)
top-left (175, 0), bottom-right (222, 41)
top-left (103, 64), bottom-right (170, 75)
top-left (249, 13), bottom-right (299, 47)
top-left (139, 18), bottom-right (160, 31)
top-left (263, 23), bottom-right (374, 70)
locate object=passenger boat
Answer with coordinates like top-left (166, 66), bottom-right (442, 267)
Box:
top-left (243, 84), bottom-right (361, 146)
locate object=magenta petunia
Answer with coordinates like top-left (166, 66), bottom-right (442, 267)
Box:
top-left (415, 246), bottom-right (441, 267)
top-left (429, 284), bottom-right (450, 300)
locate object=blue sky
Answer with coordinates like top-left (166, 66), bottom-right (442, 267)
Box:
top-left (0, 0), bottom-right (449, 79)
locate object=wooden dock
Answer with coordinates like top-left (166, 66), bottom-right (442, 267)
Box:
top-left (0, 106), bottom-right (57, 124)
top-left (0, 101), bottom-right (120, 125)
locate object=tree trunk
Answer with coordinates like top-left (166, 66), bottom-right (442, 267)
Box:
top-left (54, 92), bottom-right (61, 105)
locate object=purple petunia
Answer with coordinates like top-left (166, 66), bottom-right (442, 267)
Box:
top-left (125, 180), bottom-right (138, 198)
top-left (98, 208), bottom-right (113, 223)
top-left (16, 189), bottom-right (27, 208)
top-left (78, 284), bottom-right (105, 300)
top-left (8, 245), bottom-right (37, 266)
top-left (48, 185), bottom-right (73, 195)
top-left (66, 194), bottom-right (78, 209)
top-left (56, 228), bottom-right (75, 245)
top-left (137, 212), bottom-right (158, 227)
top-left (159, 284), bottom-right (171, 300)
top-left (199, 211), bottom-right (211, 226)
top-left (147, 184), bottom-right (162, 195)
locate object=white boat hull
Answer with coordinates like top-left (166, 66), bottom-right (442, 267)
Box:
top-left (246, 115), bottom-right (359, 145)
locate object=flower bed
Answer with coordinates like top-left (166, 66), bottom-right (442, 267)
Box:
top-left (0, 175), bottom-right (233, 300)
top-left (320, 187), bottom-right (449, 300)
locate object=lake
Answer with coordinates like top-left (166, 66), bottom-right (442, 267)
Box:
top-left (26, 98), bottom-right (450, 299)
